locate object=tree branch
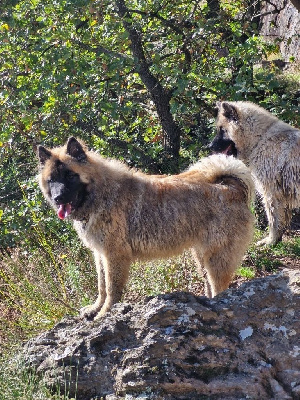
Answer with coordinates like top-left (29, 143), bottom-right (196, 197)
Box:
top-left (126, 8), bottom-right (193, 33)
top-left (70, 39), bottom-right (132, 62)
top-left (125, 7), bottom-right (193, 72)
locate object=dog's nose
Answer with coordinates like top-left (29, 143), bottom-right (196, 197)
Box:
top-left (54, 194), bottom-right (64, 204)
top-left (50, 182), bottom-right (68, 205)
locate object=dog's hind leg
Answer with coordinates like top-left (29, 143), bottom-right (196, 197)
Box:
top-left (258, 197), bottom-right (291, 246)
top-left (191, 248), bottom-right (213, 298)
top-left (193, 245), bottom-right (240, 298)
top-left (205, 256), bottom-right (235, 298)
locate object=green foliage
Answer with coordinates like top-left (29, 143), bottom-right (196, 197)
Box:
top-left (236, 266), bottom-right (256, 279)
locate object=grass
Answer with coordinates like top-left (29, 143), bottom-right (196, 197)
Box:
top-left (0, 357), bottom-right (55, 400)
top-left (277, 62), bottom-right (300, 93)
top-left (245, 229), bottom-right (300, 273)
top-left (0, 355), bottom-right (79, 400)
top-left (236, 266), bottom-right (256, 279)
top-left (0, 235), bottom-right (96, 351)
top-left (124, 252), bottom-right (203, 301)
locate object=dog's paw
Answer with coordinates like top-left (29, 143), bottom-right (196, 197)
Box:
top-left (93, 310), bottom-right (106, 321)
top-left (80, 303), bottom-right (102, 320)
top-left (257, 236), bottom-right (278, 247)
top-left (93, 304), bottom-right (112, 321)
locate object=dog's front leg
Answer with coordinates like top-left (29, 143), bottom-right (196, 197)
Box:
top-left (93, 251), bottom-right (131, 320)
top-left (80, 250), bottom-right (106, 319)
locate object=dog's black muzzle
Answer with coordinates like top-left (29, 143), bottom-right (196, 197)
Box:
top-left (209, 137), bottom-right (237, 157)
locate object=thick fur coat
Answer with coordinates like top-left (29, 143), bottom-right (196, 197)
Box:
top-left (38, 137), bottom-right (254, 319)
top-left (211, 101), bottom-right (300, 245)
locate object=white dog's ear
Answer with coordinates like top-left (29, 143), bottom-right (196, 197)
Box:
top-left (221, 102), bottom-right (239, 123)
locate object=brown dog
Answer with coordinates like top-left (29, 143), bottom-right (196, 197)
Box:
top-left (38, 137), bottom-right (254, 319)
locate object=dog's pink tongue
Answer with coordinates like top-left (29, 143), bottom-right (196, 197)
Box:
top-left (223, 143), bottom-right (233, 155)
top-left (57, 204), bottom-right (72, 220)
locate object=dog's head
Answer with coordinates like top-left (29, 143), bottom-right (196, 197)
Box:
top-left (210, 101), bottom-right (241, 157)
top-left (37, 137), bottom-right (89, 220)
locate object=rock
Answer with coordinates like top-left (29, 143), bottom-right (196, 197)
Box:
top-left (261, 1), bottom-right (300, 61)
top-left (22, 269), bottom-right (300, 400)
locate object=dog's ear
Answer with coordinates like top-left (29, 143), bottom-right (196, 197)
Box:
top-left (38, 146), bottom-right (52, 166)
top-left (66, 137), bottom-right (87, 162)
top-left (213, 102), bottom-right (222, 117)
top-left (221, 102), bottom-right (239, 122)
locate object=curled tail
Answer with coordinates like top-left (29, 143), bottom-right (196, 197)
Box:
top-left (189, 154), bottom-right (255, 206)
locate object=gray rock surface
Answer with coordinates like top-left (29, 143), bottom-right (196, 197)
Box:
top-left (22, 269), bottom-right (300, 399)
top-left (261, 1), bottom-right (300, 61)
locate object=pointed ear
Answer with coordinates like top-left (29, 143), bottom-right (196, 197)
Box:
top-left (213, 101), bottom-right (222, 117)
top-left (38, 145), bottom-right (52, 166)
top-left (221, 102), bottom-right (239, 122)
top-left (66, 137), bottom-right (87, 162)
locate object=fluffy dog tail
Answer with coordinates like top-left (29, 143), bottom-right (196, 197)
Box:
top-left (189, 154), bottom-right (255, 206)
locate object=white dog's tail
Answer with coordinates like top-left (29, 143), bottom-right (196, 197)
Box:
top-left (189, 154), bottom-right (255, 206)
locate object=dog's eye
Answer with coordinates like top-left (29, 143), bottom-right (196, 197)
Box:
top-left (221, 127), bottom-right (228, 136)
top-left (218, 127), bottom-right (225, 137)
top-left (67, 171), bottom-right (78, 181)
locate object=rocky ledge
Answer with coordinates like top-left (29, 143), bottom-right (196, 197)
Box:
top-left (22, 269), bottom-right (300, 399)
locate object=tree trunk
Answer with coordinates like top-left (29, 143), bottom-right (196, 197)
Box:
top-left (115, 0), bottom-right (181, 171)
